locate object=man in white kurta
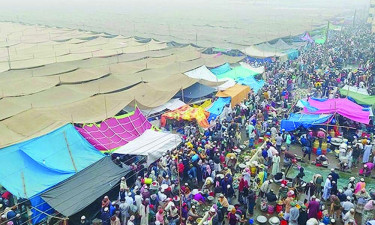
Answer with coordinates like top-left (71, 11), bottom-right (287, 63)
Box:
top-left (322, 175), bottom-right (332, 201)
top-left (271, 153), bottom-right (280, 176)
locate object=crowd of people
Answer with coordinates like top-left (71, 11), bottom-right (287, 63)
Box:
top-left (1, 23), bottom-right (375, 225)
top-left (90, 24), bottom-right (375, 225)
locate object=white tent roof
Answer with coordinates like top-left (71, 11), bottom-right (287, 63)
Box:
top-left (114, 130), bottom-right (182, 165)
top-left (217, 78), bottom-right (236, 91)
top-left (239, 62), bottom-right (265, 74)
top-left (140, 98), bottom-right (186, 116)
top-left (184, 65), bottom-right (218, 82)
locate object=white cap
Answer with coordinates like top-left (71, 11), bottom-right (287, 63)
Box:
top-left (328, 175), bottom-right (332, 178)
top-left (81, 216), bottom-right (86, 220)
top-left (121, 177), bottom-right (125, 180)
top-left (311, 195), bottom-right (316, 199)
top-left (364, 164), bottom-right (368, 167)
top-left (227, 185), bottom-right (230, 188)
top-left (347, 196), bottom-right (351, 200)
top-left (360, 178), bottom-right (365, 182)
top-left (331, 168), bottom-right (334, 171)
top-left (338, 189), bottom-right (342, 193)
top-left (104, 207), bottom-right (109, 212)
top-left (210, 208), bottom-right (216, 213)
top-left (350, 208), bottom-right (355, 213)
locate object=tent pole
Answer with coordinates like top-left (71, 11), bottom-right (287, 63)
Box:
top-left (63, 132), bottom-right (78, 173)
top-left (21, 171), bottom-right (27, 198)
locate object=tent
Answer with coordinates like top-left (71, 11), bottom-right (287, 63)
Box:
top-left (303, 98), bottom-right (371, 124)
top-left (0, 124), bottom-right (104, 199)
top-left (242, 45), bottom-right (287, 58)
top-left (160, 105), bottom-right (210, 128)
top-left (210, 63), bottom-right (232, 75)
top-left (135, 98), bottom-right (186, 116)
top-left (41, 157), bottom-right (130, 217)
top-left (280, 113), bottom-right (333, 131)
top-left (339, 89), bottom-right (375, 106)
top-left (207, 97), bottom-right (231, 121)
top-left (216, 84), bottom-right (250, 107)
top-left (184, 65), bottom-right (218, 82)
top-left (207, 97), bottom-right (231, 116)
top-left (175, 83), bottom-right (216, 100)
top-left (115, 130), bottom-right (182, 165)
top-left (76, 108), bottom-right (152, 151)
top-left (245, 56), bottom-right (273, 64)
top-left (239, 62), bottom-right (265, 74)
top-left (215, 66), bottom-right (259, 80)
top-left (236, 76), bottom-right (265, 93)
top-left (184, 66), bottom-right (233, 91)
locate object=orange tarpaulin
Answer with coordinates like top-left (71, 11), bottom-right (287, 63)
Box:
top-left (216, 84), bottom-right (250, 107)
top-left (161, 105), bottom-right (210, 128)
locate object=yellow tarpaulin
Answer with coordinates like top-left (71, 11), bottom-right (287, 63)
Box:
top-left (193, 99), bottom-right (212, 109)
top-left (216, 84), bottom-right (250, 107)
top-left (161, 105), bottom-right (210, 128)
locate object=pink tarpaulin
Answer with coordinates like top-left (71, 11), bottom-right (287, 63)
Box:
top-left (76, 108), bottom-right (152, 151)
top-left (304, 98), bottom-right (370, 124)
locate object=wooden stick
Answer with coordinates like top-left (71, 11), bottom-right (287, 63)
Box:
top-left (313, 123), bottom-right (356, 129)
top-left (63, 132), bottom-right (78, 172)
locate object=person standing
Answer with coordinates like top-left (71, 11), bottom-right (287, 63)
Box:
top-left (289, 201), bottom-right (300, 225)
top-left (308, 196), bottom-right (320, 219)
top-left (247, 189), bottom-right (256, 216)
top-left (363, 140), bottom-right (372, 163)
top-left (298, 205), bottom-right (308, 225)
top-left (271, 153), bottom-right (280, 176)
top-left (322, 175), bottom-right (332, 201)
top-left (275, 133), bottom-right (283, 154)
top-left (285, 132), bottom-right (292, 151)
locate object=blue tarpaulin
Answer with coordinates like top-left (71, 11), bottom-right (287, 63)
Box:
top-left (280, 113), bottom-right (332, 131)
top-left (207, 97), bottom-right (231, 118)
top-left (285, 49), bottom-right (299, 60)
top-left (0, 124), bottom-right (104, 223)
top-left (210, 63), bottom-right (232, 75)
top-left (175, 83), bottom-right (215, 99)
top-left (245, 56), bottom-right (273, 64)
top-left (236, 76), bottom-right (265, 93)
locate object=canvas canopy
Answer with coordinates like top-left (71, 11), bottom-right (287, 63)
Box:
top-left (184, 65), bottom-right (218, 82)
top-left (215, 66), bottom-right (259, 80)
top-left (75, 108), bottom-right (152, 151)
top-left (210, 63), bottom-right (232, 75)
top-left (41, 157), bottom-right (130, 217)
top-left (239, 62), bottom-right (265, 74)
top-left (280, 113), bottom-right (332, 131)
top-left (303, 98), bottom-right (371, 124)
top-left (115, 130), bottom-right (182, 165)
top-left (216, 84), bottom-right (250, 107)
top-left (161, 105), bottom-right (210, 128)
top-left (339, 89), bottom-right (375, 106)
top-left (175, 83), bottom-right (216, 99)
top-left (207, 97), bottom-right (231, 120)
top-left (136, 99), bottom-right (186, 115)
top-left (236, 76), bottom-right (265, 93)
top-left (0, 124), bottom-right (104, 198)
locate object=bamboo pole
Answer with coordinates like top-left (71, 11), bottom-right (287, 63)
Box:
top-left (21, 171), bottom-right (27, 198)
top-left (63, 132), bottom-right (78, 172)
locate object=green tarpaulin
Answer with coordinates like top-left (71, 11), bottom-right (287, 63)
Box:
top-left (216, 66), bottom-right (259, 80)
top-left (340, 88), bottom-right (375, 105)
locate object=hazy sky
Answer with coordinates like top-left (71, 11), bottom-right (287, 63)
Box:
top-left (0, 0), bottom-right (369, 48)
